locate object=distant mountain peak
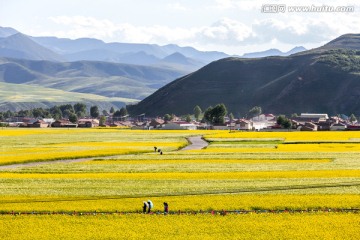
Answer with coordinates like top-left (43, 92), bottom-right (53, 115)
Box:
top-left (0, 32), bottom-right (64, 61)
top-left (242, 46), bottom-right (306, 58)
top-left (0, 26), bottom-right (18, 38)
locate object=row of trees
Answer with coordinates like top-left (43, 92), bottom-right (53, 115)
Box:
top-left (163, 104), bottom-right (258, 125)
top-left (0, 104), bottom-right (128, 123)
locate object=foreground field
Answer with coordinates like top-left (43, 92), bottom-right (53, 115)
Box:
top-left (0, 129), bottom-right (359, 239)
top-left (1, 213), bottom-right (359, 240)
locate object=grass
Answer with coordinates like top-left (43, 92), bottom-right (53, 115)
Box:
top-left (0, 82), bottom-right (138, 103)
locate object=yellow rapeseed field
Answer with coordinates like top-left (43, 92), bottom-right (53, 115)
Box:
top-left (1, 129), bottom-right (359, 239)
top-left (0, 213), bottom-right (359, 240)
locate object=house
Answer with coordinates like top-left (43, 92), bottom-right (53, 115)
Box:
top-left (52, 119), bottom-right (77, 128)
top-left (251, 114), bottom-right (276, 122)
top-left (161, 121), bottom-right (197, 130)
top-left (330, 123), bottom-right (347, 131)
top-left (347, 125), bottom-right (360, 131)
top-left (211, 124), bottom-right (228, 130)
top-left (78, 119), bottom-right (99, 128)
top-left (235, 119), bottom-right (253, 130)
top-left (300, 122), bottom-right (318, 131)
top-left (149, 118), bottom-right (165, 129)
top-left (316, 120), bottom-right (333, 131)
top-left (30, 120), bottom-right (49, 128)
top-left (300, 113), bottom-right (329, 120)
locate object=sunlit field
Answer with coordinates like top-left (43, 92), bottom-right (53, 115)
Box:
top-left (0, 128), bottom-right (359, 239)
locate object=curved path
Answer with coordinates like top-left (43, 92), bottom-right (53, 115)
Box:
top-left (0, 136), bottom-right (208, 169)
top-left (181, 136), bottom-right (208, 151)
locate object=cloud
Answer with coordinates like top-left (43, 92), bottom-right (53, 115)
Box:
top-left (212, 0), bottom-right (263, 11)
top-left (46, 13), bottom-right (360, 54)
top-left (167, 2), bottom-right (187, 11)
top-left (198, 18), bottom-right (253, 45)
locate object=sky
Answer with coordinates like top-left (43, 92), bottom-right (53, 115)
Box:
top-left (0, 0), bottom-right (359, 55)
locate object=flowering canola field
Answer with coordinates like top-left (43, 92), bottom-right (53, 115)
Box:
top-left (0, 129), bottom-right (359, 239)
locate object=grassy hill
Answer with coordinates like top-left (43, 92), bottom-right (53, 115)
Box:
top-left (128, 48), bottom-right (360, 116)
top-left (0, 57), bottom-right (187, 100)
top-left (0, 82), bottom-right (138, 112)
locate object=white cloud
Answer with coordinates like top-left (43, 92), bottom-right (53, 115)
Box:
top-left (46, 12), bottom-right (360, 55)
top-left (198, 18), bottom-right (253, 44)
top-left (167, 2), bottom-right (187, 11)
top-left (212, 0), bottom-right (263, 11)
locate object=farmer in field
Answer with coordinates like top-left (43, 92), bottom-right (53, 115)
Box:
top-left (147, 200), bottom-right (153, 213)
top-left (154, 146), bottom-right (157, 152)
top-left (143, 201), bottom-right (149, 213)
top-left (163, 202), bottom-right (169, 214)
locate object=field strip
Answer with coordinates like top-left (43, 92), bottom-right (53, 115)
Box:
top-left (1, 208), bottom-right (359, 215)
top-left (0, 136), bottom-right (205, 169)
top-left (2, 170), bottom-right (360, 179)
top-left (0, 156), bottom-right (118, 169)
top-left (1, 181), bottom-right (360, 204)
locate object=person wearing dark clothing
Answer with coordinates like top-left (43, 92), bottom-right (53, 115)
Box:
top-left (160, 151), bottom-right (163, 155)
top-left (147, 200), bottom-right (153, 213)
top-left (143, 201), bottom-right (149, 213)
top-left (154, 147), bottom-right (157, 152)
top-left (163, 202), bottom-right (169, 214)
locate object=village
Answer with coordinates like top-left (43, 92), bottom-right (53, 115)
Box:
top-left (2, 112), bottom-right (360, 131)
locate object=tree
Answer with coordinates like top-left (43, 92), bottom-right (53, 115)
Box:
top-left (212, 104), bottom-right (227, 124)
top-left (248, 106), bottom-right (262, 119)
top-left (102, 110), bottom-right (109, 116)
top-left (164, 114), bottom-right (173, 121)
top-left (291, 113), bottom-right (298, 118)
top-left (113, 110), bottom-right (122, 118)
top-left (276, 115), bottom-right (286, 125)
top-left (32, 108), bottom-right (45, 118)
top-left (69, 113), bottom-right (78, 123)
top-left (229, 113), bottom-right (234, 122)
top-left (277, 115), bottom-right (292, 129)
top-left (203, 104), bottom-right (227, 125)
top-left (193, 105), bottom-right (202, 121)
top-left (99, 116), bottom-right (106, 126)
top-left (59, 104), bottom-right (74, 117)
top-left (203, 106), bottom-right (213, 123)
top-left (74, 103), bottom-right (87, 117)
top-left (350, 114), bottom-right (357, 123)
top-left (119, 107), bottom-right (128, 117)
top-left (110, 106), bottom-right (115, 114)
top-left (90, 106), bottom-right (99, 118)
top-left (50, 106), bottom-right (62, 120)
top-left (282, 119), bottom-right (292, 129)
top-left (3, 110), bottom-right (14, 119)
top-left (185, 114), bottom-right (191, 123)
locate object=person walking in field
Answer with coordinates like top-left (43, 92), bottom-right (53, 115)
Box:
top-left (163, 202), bottom-right (169, 214)
top-left (143, 201), bottom-right (149, 213)
top-left (147, 200), bottom-right (153, 213)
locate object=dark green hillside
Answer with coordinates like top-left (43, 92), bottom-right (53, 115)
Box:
top-left (128, 49), bottom-right (360, 116)
top-left (321, 34), bottom-right (360, 50)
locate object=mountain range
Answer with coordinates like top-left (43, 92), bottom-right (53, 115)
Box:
top-left (2, 26), bottom-right (357, 116)
top-left (128, 34), bottom-right (360, 117)
top-left (241, 46), bottom-right (307, 58)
